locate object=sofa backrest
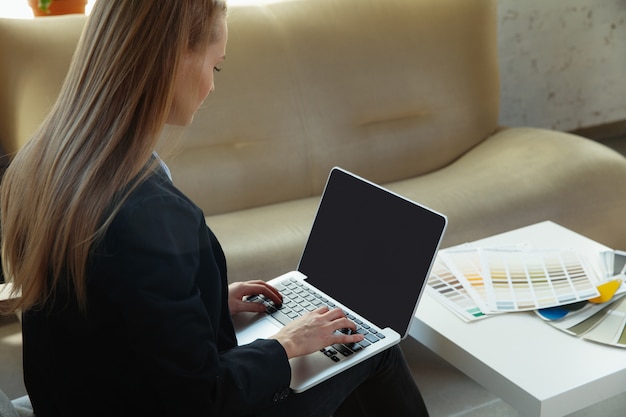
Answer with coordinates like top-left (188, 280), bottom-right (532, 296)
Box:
top-left (0, 0), bottom-right (499, 215)
top-left (0, 15), bottom-right (86, 155)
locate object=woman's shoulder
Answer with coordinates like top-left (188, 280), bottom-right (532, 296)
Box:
top-left (115, 172), bottom-right (204, 229)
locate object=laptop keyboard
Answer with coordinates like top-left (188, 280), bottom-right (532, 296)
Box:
top-left (246, 277), bottom-right (386, 362)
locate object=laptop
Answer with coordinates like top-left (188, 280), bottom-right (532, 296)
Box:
top-left (233, 167), bottom-right (447, 392)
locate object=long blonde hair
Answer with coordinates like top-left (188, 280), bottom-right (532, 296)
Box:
top-left (1, 0), bottom-right (226, 313)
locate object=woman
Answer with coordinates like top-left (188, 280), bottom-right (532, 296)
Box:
top-left (1, 1), bottom-right (429, 416)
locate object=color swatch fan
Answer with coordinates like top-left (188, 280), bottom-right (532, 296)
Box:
top-left (438, 247), bottom-right (599, 314)
top-left (536, 249), bottom-right (626, 348)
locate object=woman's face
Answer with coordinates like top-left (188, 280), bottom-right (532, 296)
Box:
top-left (167, 18), bottom-right (228, 126)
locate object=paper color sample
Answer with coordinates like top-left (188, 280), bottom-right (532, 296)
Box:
top-left (536, 301), bottom-right (588, 321)
top-left (539, 298), bottom-right (621, 336)
top-left (426, 258), bottom-right (486, 322)
top-left (583, 296), bottom-right (626, 347)
top-left (537, 277), bottom-right (626, 348)
top-left (589, 278), bottom-right (623, 303)
top-left (437, 247), bottom-right (491, 313)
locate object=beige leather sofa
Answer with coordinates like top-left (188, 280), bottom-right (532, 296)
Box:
top-left (1, 0), bottom-right (626, 288)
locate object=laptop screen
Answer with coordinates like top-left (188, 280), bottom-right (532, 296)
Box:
top-left (298, 167), bottom-right (447, 334)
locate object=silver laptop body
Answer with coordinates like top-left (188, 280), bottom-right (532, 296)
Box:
top-left (233, 167), bottom-right (447, 392)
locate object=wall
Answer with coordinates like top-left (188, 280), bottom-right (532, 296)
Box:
top-left (497, 0), bottom-right (626, 132)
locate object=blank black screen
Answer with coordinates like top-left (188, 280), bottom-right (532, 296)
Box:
top-left (298, 168), bottom-right (447, 333)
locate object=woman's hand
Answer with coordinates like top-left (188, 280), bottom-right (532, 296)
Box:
top-left (270, 307), bottom-right (365, 359)
top-left (228, 280), bottom-right (364, 359)
top-left (228, 280), bottom-right (283, 314)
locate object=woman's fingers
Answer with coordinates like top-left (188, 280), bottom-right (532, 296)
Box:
top-left (228, 280), bottom-right (283, 314)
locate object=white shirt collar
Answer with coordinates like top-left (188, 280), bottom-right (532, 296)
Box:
top-left (152, 151), bottom-right (172, 181)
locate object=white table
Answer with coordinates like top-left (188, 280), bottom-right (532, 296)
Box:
top-left (410, 221), bottom-right (626, 417)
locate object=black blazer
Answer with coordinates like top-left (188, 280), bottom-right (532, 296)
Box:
top-left (22, 169), bottom-right (291, 417)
